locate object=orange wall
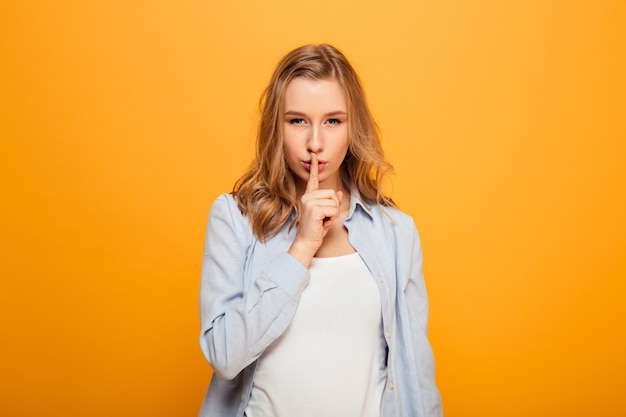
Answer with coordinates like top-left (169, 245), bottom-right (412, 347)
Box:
top-left (1, 1), bottom-right (624, 416)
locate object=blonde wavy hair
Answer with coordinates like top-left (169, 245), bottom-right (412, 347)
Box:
top-left (233, 44), bottom-right (395, 241)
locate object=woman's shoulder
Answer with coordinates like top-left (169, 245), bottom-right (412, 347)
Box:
top-left (369, 203), bottom-right (417, 229)
top-left (209, 192), bottom-right (239, 215)
top-left (207, 193), bottom-right (252, 234)
top-left (211, 192), bottom-right (237, 206)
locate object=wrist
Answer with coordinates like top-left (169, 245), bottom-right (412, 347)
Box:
top-left (287, 239), bottom-right (318, 268)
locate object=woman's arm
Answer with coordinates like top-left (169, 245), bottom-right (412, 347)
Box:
top-left (199, 194), bottom-right (309, 380)
top-left (404, 221), bottom-right (443, 416)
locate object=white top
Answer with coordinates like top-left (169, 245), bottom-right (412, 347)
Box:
top-left (245, 252), bottom-right (387, 417)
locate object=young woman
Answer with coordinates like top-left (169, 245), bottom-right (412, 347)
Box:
top-left (199, 44), bottom-right (442, 417)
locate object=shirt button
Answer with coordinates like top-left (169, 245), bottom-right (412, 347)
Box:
top-left (378, 276), bottom-right (384, 283)
top-left (385, 331), bottom-right (391, 339)
top-left (389, 382), bottom-right (394, 390)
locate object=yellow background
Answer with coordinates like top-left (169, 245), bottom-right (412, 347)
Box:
top-left (1, 1), bottom-right (625, 416)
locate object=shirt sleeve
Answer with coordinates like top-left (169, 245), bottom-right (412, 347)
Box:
top-left (199, 194), bottom-right (309, 380)
top-left (403, 220), bottom-right (443, 416)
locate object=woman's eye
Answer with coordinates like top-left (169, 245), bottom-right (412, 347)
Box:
top-left (327, 118), bottom-right (341, 125)
top-left (289, 118), bottom-right (305, 124)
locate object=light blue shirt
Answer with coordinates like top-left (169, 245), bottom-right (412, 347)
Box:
top-left (199, 192), bottom-right (443, 417)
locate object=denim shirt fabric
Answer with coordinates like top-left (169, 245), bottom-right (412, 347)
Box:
top-left (199, 192), bottom-right (443, 417)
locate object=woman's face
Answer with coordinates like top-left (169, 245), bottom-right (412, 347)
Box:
top-left (282, 77), bottom-right (349, 193)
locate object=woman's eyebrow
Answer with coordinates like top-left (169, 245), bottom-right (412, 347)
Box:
top-left (284, 110), bottom-right (347, 117)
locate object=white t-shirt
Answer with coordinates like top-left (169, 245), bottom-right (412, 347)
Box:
top-left (246, 252), bottom-right (387, 417)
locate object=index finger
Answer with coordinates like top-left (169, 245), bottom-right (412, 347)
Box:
top-left (306, 152), bottom-right (319, 193)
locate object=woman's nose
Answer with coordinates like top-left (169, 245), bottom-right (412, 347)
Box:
top-left (307, 126), bottom-right (323, 153)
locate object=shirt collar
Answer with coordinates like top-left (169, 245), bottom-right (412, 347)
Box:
top-left (346, 188), bottom-right (374, 222)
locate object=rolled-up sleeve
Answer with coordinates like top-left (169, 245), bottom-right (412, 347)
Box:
top-left (199, 194), bottom-right (309, 380)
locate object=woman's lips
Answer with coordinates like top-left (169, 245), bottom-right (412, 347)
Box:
top-left (304, 161), bottom-right (327, 171)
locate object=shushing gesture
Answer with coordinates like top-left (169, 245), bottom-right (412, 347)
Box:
top-left (288, 152), bottom-right (343, 267)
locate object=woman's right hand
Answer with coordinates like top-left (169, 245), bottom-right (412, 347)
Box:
top-left (288, 153), bottom-right (343, 268)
